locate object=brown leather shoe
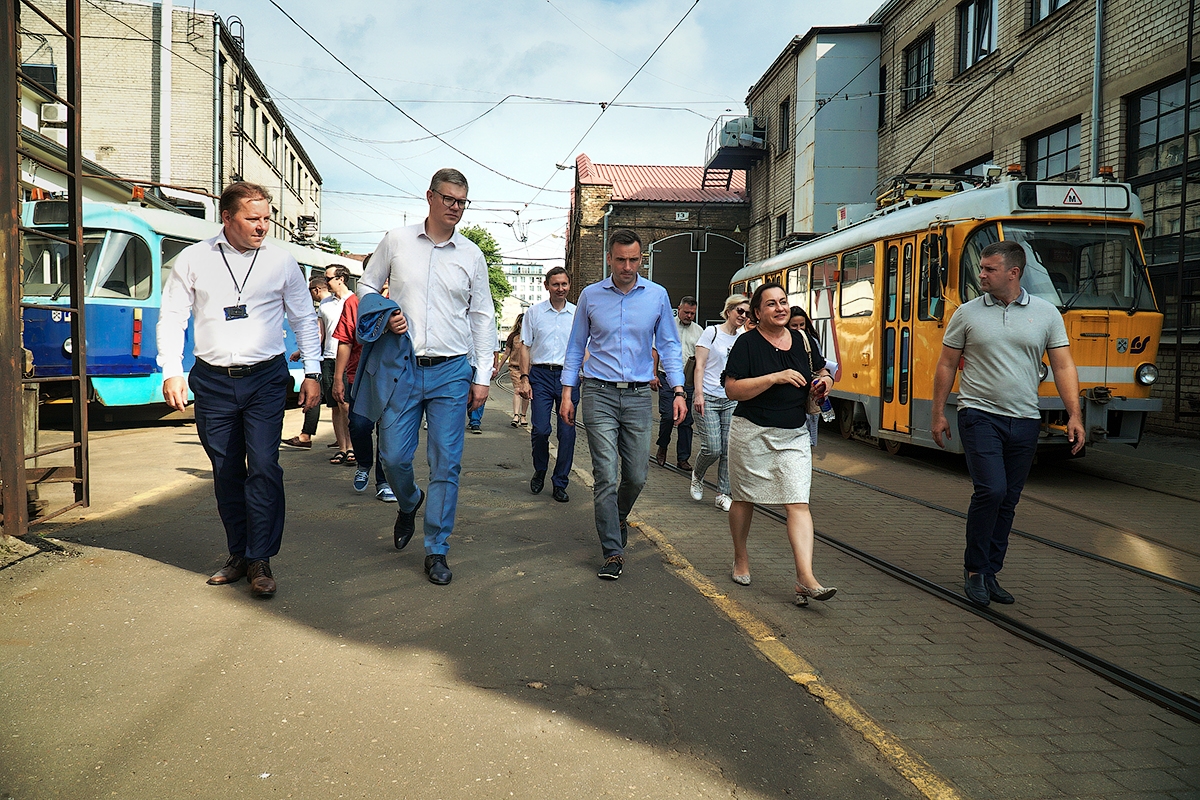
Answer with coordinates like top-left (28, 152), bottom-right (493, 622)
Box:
top-left (207, 554), bottom-right (247, 585)
top-left (677, 459), bottom-right (693, 471)
top-left (247, 560), bottom-right (276, 598)
top-left (655, 446), bottom-right (667, 467)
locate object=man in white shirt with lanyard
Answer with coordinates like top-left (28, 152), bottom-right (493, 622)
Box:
top-left (516, 266), bottom-right (576, 503)
top-left (158, 181), bottom-right (321, 598)
top-left (356, 168), bottom-right (497, 586)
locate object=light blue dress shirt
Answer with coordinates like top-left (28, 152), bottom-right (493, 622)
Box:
top-left (562, 276), bottom-right (684, 388)
top-left (521, 298), bottom-right (576, 365)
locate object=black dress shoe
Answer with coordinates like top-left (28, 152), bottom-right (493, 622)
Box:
top-left (424, 554), bottom-right (452, 585)
top-left (530, 470), bottom-right (546, 494)
top-left (985, 574), bottom-right (1015, 604)
top-left (964, 570), bottom-right (990, 606)
top-left (394, 488), bottom-right (425, 550)
top-left (552, 486), bottom-right (569, 503)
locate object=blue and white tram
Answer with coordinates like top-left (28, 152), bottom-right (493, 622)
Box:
top-left (19, 199), bottom-right (362, 407)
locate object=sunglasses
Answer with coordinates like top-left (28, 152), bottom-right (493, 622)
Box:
top-left (731, 308), bottom-right (749, 316)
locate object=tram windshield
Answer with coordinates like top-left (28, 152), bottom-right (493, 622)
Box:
top-left (21, 230), bottom-right (153, 300)
top-left (958, 222), bottom-right (1154, 313)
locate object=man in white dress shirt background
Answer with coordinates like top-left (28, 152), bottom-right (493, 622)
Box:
top-left (157, 181), bottom-right (321, 598)
top-left (356, 168), bottom-right (497, 586)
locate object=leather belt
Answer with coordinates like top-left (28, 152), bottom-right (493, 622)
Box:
top-left (586, 377), bottom-right (648, 390)
top-left (415, 354), bottom-right (466, 367)
top-left (532, 363), bottom-right (564, 371)
top-left (195, 353), bottom-right (284, 378)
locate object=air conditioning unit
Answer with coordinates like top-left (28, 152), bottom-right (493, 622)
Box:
top-left (40, 103), bottom-right (68, 124)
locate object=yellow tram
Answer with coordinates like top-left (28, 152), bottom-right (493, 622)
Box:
top-left (729, 173), bottom-right (1163, 456)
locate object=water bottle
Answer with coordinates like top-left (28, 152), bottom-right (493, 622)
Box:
top-left (819, 396), bottom-right (836, 423)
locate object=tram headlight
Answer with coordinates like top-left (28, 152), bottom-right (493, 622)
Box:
top-left (1136, 363), bottom-right (1158, 385)
top-left (63, 337), bottom-right (72, 356)
top-left (1038, 361), bottom-right (1049, 382)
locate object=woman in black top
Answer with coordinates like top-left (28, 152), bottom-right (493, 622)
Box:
top-left (723, 283), bottom-right (836, 606)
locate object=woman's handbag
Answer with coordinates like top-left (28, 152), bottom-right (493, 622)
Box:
top-left (797, 332), bottom-right (822, 416)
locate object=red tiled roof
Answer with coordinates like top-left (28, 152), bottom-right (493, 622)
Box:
top-left (575, 153), bottom-right (745, 204)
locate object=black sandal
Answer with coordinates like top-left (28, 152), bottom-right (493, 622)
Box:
top-left (329, 450), bottom-right (349, 465)
top-left (343, 449), bottom-right (357, 466)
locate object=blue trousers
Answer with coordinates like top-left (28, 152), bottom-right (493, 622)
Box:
top-left (468, 403), bottom-right (485, 427)
top-left (581, 379), bottom-right (652, 557)
top-left (656, 382), bottom-right (693, 462)
top-left (529, 365), bottom-right (578, 490)
top-left (958, 407), bottom-right (1040, 576)
top-left (377, 356), bottom-right (472, 555)
top-left (189, 356), bottom-right (290, 562)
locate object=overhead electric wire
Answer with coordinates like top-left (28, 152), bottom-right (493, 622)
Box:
top-left (267, 0), bottom-right (568, 193)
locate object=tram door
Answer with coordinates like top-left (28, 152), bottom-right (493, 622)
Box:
top-left (881, 237), bottom-right (916, 435)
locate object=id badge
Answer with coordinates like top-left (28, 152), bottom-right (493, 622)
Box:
top-left (224, 304), bottom-right (248, 320)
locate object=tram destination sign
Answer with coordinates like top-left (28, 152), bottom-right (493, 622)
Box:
top-left (1016, 182), bottom-right (1130, 212)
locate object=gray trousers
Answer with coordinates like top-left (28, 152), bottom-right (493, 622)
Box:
top-left (580, 379), bottom-right (652, 557)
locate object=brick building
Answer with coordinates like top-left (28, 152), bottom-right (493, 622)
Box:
top-left (19, 0), bottom-right (321, 240)
top-left (566, 154), bottom-right (749, 320)
top-left (870, 0), bottom-right (1197, 433)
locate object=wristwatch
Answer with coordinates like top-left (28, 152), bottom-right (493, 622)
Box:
top-left (674, 390), bottom-right (687, 398)
top-left (305, 373), bottom-right (320, 381)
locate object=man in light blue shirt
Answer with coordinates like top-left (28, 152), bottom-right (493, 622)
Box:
top-left (517, 267), bottom-right (577, 502)
top-left (561, 229), bottom-right (687, 580)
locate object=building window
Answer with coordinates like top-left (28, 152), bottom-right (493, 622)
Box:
top-left (954, 153), bottom-right (995, 177)
top-left (1026, 119), bottom-right (1080, 180)
top-left (248, 99), bottom-right (258, 145)
top-left (904, 31), bottom-right (935, 109)
top-left (1031, 0), bottom-right (1070, 25)
top-left (776, 213), bottom-right (788, 246)
top-left (878, 66), bottom-right (887, 128)
top-left (957, 0), bottom-right (996, 73)
top-left (779, 98), bottom-right (790, 153)
top-left (1129, 71), bottom-right (1200, 332)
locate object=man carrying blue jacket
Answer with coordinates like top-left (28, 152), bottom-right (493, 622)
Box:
top-left (561, 228), bottom-right (686, 580)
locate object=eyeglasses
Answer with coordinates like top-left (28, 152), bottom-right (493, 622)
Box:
top-left (432, 189), bottom-right (471, 210)
top-left (731, 308), bottom-right (749, 316)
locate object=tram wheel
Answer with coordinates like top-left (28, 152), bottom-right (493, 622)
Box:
top-left (882, 438), bottom-right (905, 456)
top-left (838, 401), bottom-right (855, 439)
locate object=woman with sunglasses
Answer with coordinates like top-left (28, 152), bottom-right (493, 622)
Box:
top-left (689, 294), bottom-right (749, 513)
top-left (723, 283), bottom-right (835, 604)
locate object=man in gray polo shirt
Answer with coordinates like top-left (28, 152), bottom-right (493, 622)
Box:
top-left (931, 240), bottom-right (1084, 607)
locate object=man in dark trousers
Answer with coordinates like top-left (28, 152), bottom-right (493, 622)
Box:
top-left (158, 181), bottom-right (321, 597)
top-left (930, 240), bottom-right (1084, 607)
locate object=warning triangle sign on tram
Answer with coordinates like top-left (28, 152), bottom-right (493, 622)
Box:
top-left (1063, 187), bottom-right (1083, 205)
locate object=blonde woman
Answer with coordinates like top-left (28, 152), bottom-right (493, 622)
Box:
top-left (689, 294), bottom-right (748, 513)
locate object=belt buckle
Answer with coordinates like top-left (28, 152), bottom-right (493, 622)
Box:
top-left (416, 356), bottom-right (433, 367)
top-left (615, 381), bottom-right (631, 389)
top-left (227, 365), bottom-right (250, 378)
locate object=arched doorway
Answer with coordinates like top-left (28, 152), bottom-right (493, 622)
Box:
top-left (648, 232), bottom-right (746, 322)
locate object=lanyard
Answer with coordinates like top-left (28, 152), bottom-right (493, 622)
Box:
top-left (218, 242), bottom-right (260, 306)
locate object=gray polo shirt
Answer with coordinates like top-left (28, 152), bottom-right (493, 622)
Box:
top-left (942, 289), bottom-right (1069, 419)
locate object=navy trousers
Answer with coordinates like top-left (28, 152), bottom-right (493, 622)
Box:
top-left (656, 382), bottom-right (693, 462)
top-left (958, 407), bottom-right (1041, 576)
top-left (528, 365), bottom-right (578, 489)
top-left (189, 356), bottom-right (291, 562)
top-left (348, 407), bottom-right (387, 487)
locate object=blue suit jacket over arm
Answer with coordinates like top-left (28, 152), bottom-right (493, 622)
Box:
top-left (350, 293), bottom-right (415, 424)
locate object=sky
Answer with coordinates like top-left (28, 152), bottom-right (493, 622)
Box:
top-left (208, 0), bottom-right (886, 262)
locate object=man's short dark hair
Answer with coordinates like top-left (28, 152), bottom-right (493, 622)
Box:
top-left (544, 266), bottom-right (568, 285)
top-left (981, 240), bottom-right (1026, 275)
top-left (607, 228), bottom-right (642, 254)
top-left (220, 181), bottom-right (272, 216)
top-left (679, 296), bottom-right (697, 307)
top-left (430, 168), bottom-right (468, 193)
top-left (308, 276), bottom-right (328, 290)
top-left (325, 264), bottom-right (352, 282)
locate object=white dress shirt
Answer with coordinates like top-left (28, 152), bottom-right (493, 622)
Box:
top-left (358, 222), bottom-right (497, 385)
top-left (521, 298), bottom-right (576, 366)
top-left (156, 230), bottom-right (321, 379)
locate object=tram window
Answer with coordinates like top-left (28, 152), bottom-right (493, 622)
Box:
top-left (885, 245), bottom-right (898, 322)
top-left (918, 234), bottom-right (945, 320)
top-left (786, 265), bottom-right (808, 295)
top-left (901, 242), bottom-right (913, 322)
top-left (899, 328), bottom-right (910, 404)
top-left (840, 245), bottom-right (875, 317)
top-left (161, 238), bottom-right (191, 290)
top-left (809, 256), bottom-right (837, 320)
top-left (20, 233), bottom-right (103, 297)
top-left (960, 223), bottom-right (999, 301)
top-left (731, 281), bottom-right (747, 296)
top-left (748, 277), bottom-right (763, 292)
top-left (87, 232), bottom-right (153, 299)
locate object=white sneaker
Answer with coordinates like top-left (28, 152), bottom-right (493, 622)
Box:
top-left (376, 483), bottom-right (397, 503)
top-left (689, 471), bottom-right (704, 501)
top-left (715, 494), bottom-right (732, 512)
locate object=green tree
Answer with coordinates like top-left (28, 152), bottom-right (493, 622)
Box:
top-left (459, 224), bottom-right (511, 317)
top-left (320, 235), bottom-right (344, 255)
